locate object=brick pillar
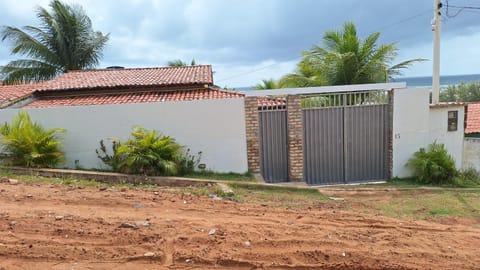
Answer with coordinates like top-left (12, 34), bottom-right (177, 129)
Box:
top-left (388, 90), bottom-right (394, 179)
top-left (287, 95), bottom-right (304, 181)
top-left (244, 97), bottom-right (260, 173)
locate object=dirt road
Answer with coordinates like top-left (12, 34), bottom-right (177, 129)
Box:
top-left (0, 181), bottom-right (479, 269)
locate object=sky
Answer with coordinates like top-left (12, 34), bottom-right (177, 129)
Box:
top-left (0, 0), bottom-right (480, 88)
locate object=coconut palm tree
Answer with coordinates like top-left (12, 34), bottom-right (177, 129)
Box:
top-left (281, 22), bottom-right (424, 87)
top-left (253, 78), bottom-right (279, 90)
top-left (278, 57), bottom-right (326, 88)
top-left (167, 59), bottom-right (197, 67)
top-left (0, 0), bottom-right (108, 84)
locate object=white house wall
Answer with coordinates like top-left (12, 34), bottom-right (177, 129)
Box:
top-left (463, 138), bottom-right (480, 171)
top-left (429, 106), bottom-right (465, 169)
top-left (393, 87), bottom-right (465, 178)
top-left (0, 98), bottom-right (248, 173)
top-left (392, 88), bottom-right (430, 178)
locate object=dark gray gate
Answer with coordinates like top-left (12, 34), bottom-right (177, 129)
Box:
top-left (259, 106), bottom-right (288, 183)
top-left (303, 91), bottom-right (390, 185)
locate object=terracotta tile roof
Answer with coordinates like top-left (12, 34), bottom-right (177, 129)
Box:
top-left (465, 102), bottom-right (480, 134)
top-left (258, 96), bottom-right (286, 110)
top-left (33, 65), bottom-right (213, 92)
top-left (23, 88), bottom-right (244, 108)
top-left (0, 84), bottom-right (38, 107)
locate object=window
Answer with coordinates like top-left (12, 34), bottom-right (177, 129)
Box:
top-left (448, 110), bottom-right (458, 131)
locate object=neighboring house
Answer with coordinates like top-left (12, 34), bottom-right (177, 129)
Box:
top-left (0, 65), bottom-right (249, 173)
top-left (0, 65), bottom-right (243, 108)
top-left (465, 102), bottom-right (480, 136)
top-left (463, 102), bottom-right (480, 172)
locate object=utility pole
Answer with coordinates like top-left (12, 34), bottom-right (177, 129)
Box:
top-left (432, 0), bottom-right (442, 104)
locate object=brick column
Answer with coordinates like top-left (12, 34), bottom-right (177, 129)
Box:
top-left (244, 97), bottom-right (260, 173)
top-left (388, 90), bottom-right (394, 179)
top-left (287, 95), bottom-right (304, 181)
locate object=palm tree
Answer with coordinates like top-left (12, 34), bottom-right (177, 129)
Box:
top-left (253, 78), bottom-right (278, 90)
top-left (0, 0), bottom-right (108, 84)
top-left (281, 22), bottom-right (424, 87)
top-left (167, 59), bottom-right (197, 67)
top-left (278, 57), bottom-right (325, 88)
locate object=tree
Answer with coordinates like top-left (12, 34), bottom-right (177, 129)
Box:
top-left (253, 79), bottom-right (278, 90)
top-left (0, 0), bottom-right (108, 84)
top-left (167, 59), bottom-right (197, 67)
top-left (278, 57), bottom-right (325, 88)
top-left (440, 81), bottom-right (480, 102)
top-left (280, 22), bottom-right (424, 86)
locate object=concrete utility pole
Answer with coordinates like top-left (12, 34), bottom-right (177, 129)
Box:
top-left (432, 0), bottom-right (442, 104)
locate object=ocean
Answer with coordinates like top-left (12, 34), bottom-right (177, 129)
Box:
top-left (392, 74), bottom-right (480, 88)
top-left (236, 74), bottom-right (480, 90)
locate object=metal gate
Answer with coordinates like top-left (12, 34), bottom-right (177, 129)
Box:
top-left (303, 91), bottom-right (390, 185)
top-left (258, 103), bottom-right (288, 183)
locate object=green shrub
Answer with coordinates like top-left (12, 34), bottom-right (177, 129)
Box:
top-left (176, 148), bottom-right (202, 176)
top-left (454, 167), bottom-right (480, 187)
top-left (95, 138), bottom-right (122, 171)
top-left (0, 112), bottom-right (65, 168)
top-left (96, 126), bottom-right (201, 176)
top-left (406, 142), bottom-right (457, 185)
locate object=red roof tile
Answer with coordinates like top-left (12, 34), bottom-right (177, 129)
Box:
top-left (23, 88), bottom-right (244, 108)
top-left (465, 102), bottom-right (480, 134)
top-left (0, 84), bottom-right (38, 107)
top-left (33, 65), bottom-right (213, 92)
top-left (258, 97), bottom-right (286, 109)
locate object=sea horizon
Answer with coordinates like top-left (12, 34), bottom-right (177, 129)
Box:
top-left (235, 73), bottom-right (480, 91)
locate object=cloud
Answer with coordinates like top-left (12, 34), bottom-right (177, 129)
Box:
top-left (1, 0), bottom-right (479, 86)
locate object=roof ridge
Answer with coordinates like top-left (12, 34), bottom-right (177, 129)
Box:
top-left (66, 65), bottom-right (212, 73)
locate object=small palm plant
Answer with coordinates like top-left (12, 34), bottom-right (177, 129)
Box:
top-left (0, 112), bottom-right (65, 167)
top-left (116, 126), bottom-right (183, 176)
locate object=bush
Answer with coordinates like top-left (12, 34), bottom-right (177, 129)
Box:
top-left (0, 112), bottom-right (65, 168)
top-left (96, 126), bottom-right (201, 176)
top-left (406, 142), bottom-right (457, 185)
top-left (95, 138), bottom-right (122, 171)
top-left (454, 167), bottom-right (480, 187)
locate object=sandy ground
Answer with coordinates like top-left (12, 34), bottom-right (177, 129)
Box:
top-left (0, 181), bottom-right (479, 270)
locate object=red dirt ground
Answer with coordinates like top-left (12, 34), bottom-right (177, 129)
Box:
top-left (0, 181), bottom-right (479, 270)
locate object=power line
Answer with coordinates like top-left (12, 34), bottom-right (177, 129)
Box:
top-left (445, 0), bottom-right (480, 18)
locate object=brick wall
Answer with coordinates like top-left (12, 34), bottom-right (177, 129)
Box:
top-left (388, 90), bottom-right (394, 179)
top-left (244, 97), bottom-right (260, 173)
top-left (286, 95), bottom-right (304, 181)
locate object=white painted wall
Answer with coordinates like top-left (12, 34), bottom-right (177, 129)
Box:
top-left (463, 138), bottom-right (480, 171)
top-left (0, 99), bottom-right (248, 173)
top-left (392, 88), bottom-right (431, 177)
top-left (393, 87), bottom-right (465, 177)
top-left (429, 106), bottom-right (465, 169)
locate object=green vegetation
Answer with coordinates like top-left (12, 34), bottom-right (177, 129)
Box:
top-left (253, 79), bottom-right (279, 90)
top-left (277, 21), bottom-right (424, 88)
top-left (0, 0), bottom-right (108, 84)
top-left (0, 112), bottom-right (65, 168)
top-left (167, 59), bottom-right (197, 67)
top-left (406, 142), bottom-right (458, 185)
top-left (440, 81), bottom-right (480, 102)
top-left (96, 126), bottom-right (200, 176)
top-left (227, 182), bottom-right (328, 208)
top-left (361, 189), bottom-right (480, 220)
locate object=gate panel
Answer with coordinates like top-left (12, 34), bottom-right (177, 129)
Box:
top-left (303, 108), bottom-right (344, 185)
top-left (259, 110), bottom-right (288, 182)
top-left (345, 105), bottom-right (389, 182)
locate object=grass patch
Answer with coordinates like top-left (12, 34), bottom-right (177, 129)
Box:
top-left (384, 177), bottom-right (480, 188)
top-left (0, 169), bottom-right (157, 190)
top-left (227, 182), bottom-right (328, 209)
top-left (181, 171), bottom-right (255, 182)
top-left (347, 189), bottom-right (480, 220)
